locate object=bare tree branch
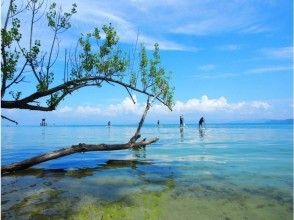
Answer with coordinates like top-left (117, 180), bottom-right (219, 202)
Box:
top-left (29, 0), bottom-right (36, 49)
top-left (16, 41), bottom-right (42, 84)
top-left (46, 30), bottom-right (58, 84)
top-left (125, 86), bottom-right (136, 104)
top-left (3, 0), bottom-right (12, 30)
top-left (5, 60), bottom-right (28, 90)
top-left (1, 115), bottom-right (18, 125)
top-left (49, 37), bottom-right (60, 68)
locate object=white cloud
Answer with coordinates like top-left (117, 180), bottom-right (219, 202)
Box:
top-left (106, 95), bottom-right (143, 116)
top-left (198, 65), bottom-right (215, 72)
top-left (4, 96), bottom-right (290, 125)
top-left (172, 96), bottom-right (268, 113)
top-left (193, 64), bottom-right (292, 80)
top-left (219, 44), bottom-right (241, 51)
top-left (56, 95), bottom-right (271, 118)
top-left (195, 73), bottom-right (240, 79)
top-left (65, 1), bottom-right (190, 51)
top-left (247, 66), bottom-right (293, 74)
top-left (58, 0), bottom-right (276, 51)
top-left (56, 95), bottom-right (143, 116)
top-left (251, 101), bottom-right (270, 110)
top-left (169, 2), bottom-right (270, 36)
top-left (240, 25), bottom-right (270, 34)
top-left (76, 106), bottom-right (101, 114)
top-left (59, 106), bottom-right (73, 113)
top-left (2, 0), bottom-right (282, 54)
top-left (261, 47), bottom-right (293, 59)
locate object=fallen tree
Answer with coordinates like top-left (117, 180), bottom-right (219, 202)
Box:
top-left (2, 95), bottom-right (160, 174)
top-left (1, 138), bottom-right (158, 174)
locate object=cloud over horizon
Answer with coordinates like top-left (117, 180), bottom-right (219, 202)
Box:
top-left (2, 95), bottom-right (292, 125)
top-left (55, 95), bottom-right (271, 118)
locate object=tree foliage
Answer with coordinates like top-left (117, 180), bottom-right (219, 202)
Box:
top-left (1, 0), bottom-right (174, 114)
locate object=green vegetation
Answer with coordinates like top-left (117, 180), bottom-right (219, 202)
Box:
top-left (1, 0), bottom-right (174, 115)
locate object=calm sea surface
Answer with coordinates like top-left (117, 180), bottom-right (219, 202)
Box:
top-left (1, 124), bottom-right (293, 219)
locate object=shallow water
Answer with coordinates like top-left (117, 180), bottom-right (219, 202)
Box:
top-left (1, 124), bottom-right (293, 219)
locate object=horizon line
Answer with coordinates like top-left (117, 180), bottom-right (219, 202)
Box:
top-left (2, 119), bottom-right (293, 127)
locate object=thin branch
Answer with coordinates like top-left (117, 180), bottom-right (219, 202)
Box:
top-left (29, 59), bottom-right (42, 84)
top-left (125, 86), bottom-right (136, 104)
top-left (46, 30), bottom-right (58, 81)
top-left (3, 0), bottom-right (12, 30)
top-left (63, 49), bottom-right (67, 82)
top-left (5, 60), bottom-right (28, 90)
top-left (16, 41), bottom-right (42, 83)
top-left (49, 37), bottom-right (60, 68)
top-left (8, 1), bottom-right (28, 18)
top-left (33, 0), bottom-right (46, 23)
top-left (74, 41), bottom-right (78, 65)
top-left (29, 0), bottom-right (36, 50)
top-left (39, 51), bottom-right (47, 76)
top-left (129, 29), bottom-right (139, 77)
top-left (1, 115), bottom-right (18, 125)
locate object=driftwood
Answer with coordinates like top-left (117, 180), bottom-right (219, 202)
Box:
top-left (1, 138), bottom-right (158, 174)
top-left (1, 95), bottom-right (160, 174)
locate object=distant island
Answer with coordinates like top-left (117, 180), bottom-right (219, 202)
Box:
top-left (265, 119), bottom-right (293, 124)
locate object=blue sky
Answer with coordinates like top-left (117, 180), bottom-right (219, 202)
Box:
top-left (1, 0), bottom-right (293, 125)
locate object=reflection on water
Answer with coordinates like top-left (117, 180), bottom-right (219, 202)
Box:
top-left (132, 147), bottom-right (146, 159)
top-left (199, 128), bottom-right (205, 140)
top-left (1, 124), bottom-right (293, 219)
top-left (2, 159), bottom-right (152, 178)
top-left (180, 127), bottom-right (184, 142)
top-left (41, 127), bottom-right (46, 141)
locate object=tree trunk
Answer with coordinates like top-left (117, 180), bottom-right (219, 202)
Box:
top-left (1, 138), bottom-right (158, 174)
top-left (129, 98), bottom-right (151, 143)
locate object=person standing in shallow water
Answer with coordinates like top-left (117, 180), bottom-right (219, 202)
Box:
top-left (157, 120), bottom-right (160, 127)
top-left (107, 121), bottom-right (111, 127)
top-left (180, 115), bottom-right (184, 127)
top-left (198, 117), bottom-right (205, 129)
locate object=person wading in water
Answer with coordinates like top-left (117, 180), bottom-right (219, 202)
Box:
top-left (198, 117), bottom-right (205, 129)
top-left (180, 115), bottom-right (184, 127)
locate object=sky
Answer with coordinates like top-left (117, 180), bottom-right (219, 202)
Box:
top-left (1, 0), bottom-right (293, 125)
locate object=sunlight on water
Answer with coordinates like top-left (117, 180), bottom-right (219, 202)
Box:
top-left (1, 124), bottom-right (293, 219)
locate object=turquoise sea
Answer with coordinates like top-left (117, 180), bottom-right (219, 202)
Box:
top-left (1, 123), bottom-right (293, 219)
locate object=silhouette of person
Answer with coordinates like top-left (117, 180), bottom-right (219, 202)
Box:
top-left (107, 121), bottom-right (111, 127)
top-left (198, 117), bottom-right (205, 129)
top-left (157, 120), bottom-right (160, 127)
top-left (180, 115), bottom-right (184, 127)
